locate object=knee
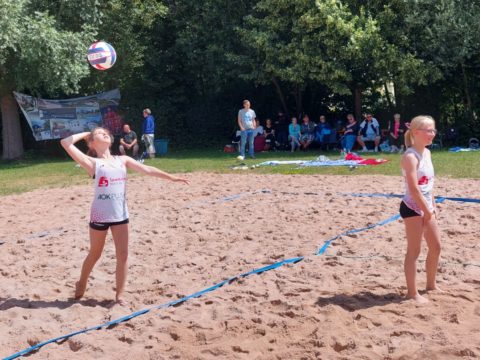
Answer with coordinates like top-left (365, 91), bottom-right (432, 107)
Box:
top-left (87, 251), bottom-right (102, 263)
top-left (406, 247), bottom-right (421, 260)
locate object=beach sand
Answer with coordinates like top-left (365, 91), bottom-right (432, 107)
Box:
top-left (0, 173), bottom-right (479, 359)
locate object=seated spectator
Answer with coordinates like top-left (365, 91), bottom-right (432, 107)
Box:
top-left (357, 113), bottom-right (381, 152)
top-left (315, 115), bottom-right (332, 146)
top-left (274, 110), bottom-right (288, 149)
top-left (253, 118), bottom-right (266, 152)
top-left (253, 118), bottom-right (264, 137)
top-left (387, 113), bottom-right (406, 153)
top-left (299, 114), bottom-right (315, 150)
top-left (119, 124), bottom-right (139, 158)
top-left (341, 114), bottom-right (359, 153)
top-left (288, 117), bottom-right (301, 152)
top-left (264, 118), bottom-right (276, 151)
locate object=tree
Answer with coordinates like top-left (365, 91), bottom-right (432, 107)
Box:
top-left (405, 0), bottom-right (480, 129)
top-left (0, 0), bottom-right (98, 159)
top-left (234, 0), bottom-right (433, 121)
top-left (0, 0), bottom-right (167, 160)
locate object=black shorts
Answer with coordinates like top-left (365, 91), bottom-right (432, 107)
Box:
top-left (89, 218), bottom-right (129, 231)
top-left (399, 201), bottom-right (420, 219)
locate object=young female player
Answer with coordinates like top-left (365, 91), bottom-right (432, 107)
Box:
top-left (400, 115), bottom-right (441, 303)
top-left (61, 128), bottom-right (189, 305)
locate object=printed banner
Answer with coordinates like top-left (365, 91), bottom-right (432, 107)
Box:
top-left (14, 89), bottom-right (121, 141)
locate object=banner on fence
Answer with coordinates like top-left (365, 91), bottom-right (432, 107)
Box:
top-left (14, 89), bottom-right (121, 141)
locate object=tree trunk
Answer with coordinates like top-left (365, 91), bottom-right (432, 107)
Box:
top-left (384, 83), bottom-right (394, 111)
top-left (461, 62), bottom-right (475, 125)
top-left (1, 91), bottom-right (24, 159)
top-left (271, 77), bottom-right (288, 116)
top-left (353, 86), bottom-right (362, 122)
top-left (293, 84), bottom-right (303, 117)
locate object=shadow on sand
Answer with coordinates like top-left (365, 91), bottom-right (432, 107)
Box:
top-left (0, 297), bottom-right (115, 311)
top-left (315, 291), bottom-right (405, 311)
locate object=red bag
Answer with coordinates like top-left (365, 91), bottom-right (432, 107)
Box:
top-left (224, 144), bottom-right (236, 153)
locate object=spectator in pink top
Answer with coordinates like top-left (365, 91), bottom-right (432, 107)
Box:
top-left (388, 113), bottom-right (407, 153)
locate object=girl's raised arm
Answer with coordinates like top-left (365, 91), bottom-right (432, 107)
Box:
top-left (61, 132), bottom-right (96, 177)
top-left (123, 156), bottom-right (189, 184)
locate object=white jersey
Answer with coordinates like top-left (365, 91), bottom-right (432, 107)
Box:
top-left (90, 157), bottom-right (129, 223)
top-left (402, 147), bottom-right (434, 214)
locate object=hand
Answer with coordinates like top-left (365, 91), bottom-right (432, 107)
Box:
top-left (174, 177), bottom-right (190, 185)
top-left (423, 210), bottom-right (433, 222)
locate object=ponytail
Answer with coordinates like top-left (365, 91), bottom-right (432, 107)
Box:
top-left (404, 129), bottom-right (414, 148)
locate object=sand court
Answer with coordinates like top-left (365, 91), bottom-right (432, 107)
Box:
top-left (1, 173), bottom-right (479, 359)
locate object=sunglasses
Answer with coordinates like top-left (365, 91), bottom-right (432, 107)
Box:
top-left (418, 129), bottom-right (437, 134)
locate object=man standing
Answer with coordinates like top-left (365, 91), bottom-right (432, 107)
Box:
top-left (119, 124), bottom-right (139, 158)
top-left (141, 108), bottom-right (155, 159)
top-left (237, 99), bottom-right (256, 160)
top-left (357, 113), bottom-right (381, 152)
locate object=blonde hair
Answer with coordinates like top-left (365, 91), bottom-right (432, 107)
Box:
top-left (404, 115), bottom-right (435, 148)
top-left (86, 127), bottom-right (113, 157)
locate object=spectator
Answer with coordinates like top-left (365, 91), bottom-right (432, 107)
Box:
top-left (264, 118), bottom-right (276, 151)
top-left (119, 124), bottom-right (139, 158)
top-left (253, 118), bottom-right (266, 152)
top-left (141, 108), bottom-right (155, 159)
top-left (387, 113), bottom-right (406, 153)
top-left (273, 110), bottom-right (288, 149)
top-left (357, 113), bottom-right (381, 152)
top-left (315, 115), bottom-right (332, 147)
top-left (299, 114), bottom-right (315, 150)
top-left (253, 118), bottom-right (264, 137)
top-left (288, 117), bottom-right (301, 152)
top-left (341, 114), bottom-right (359, 153)
top-left (102, 107), bottom-right (123, 154)
top-left (237, 99), bottom-right (257, 160)
top-left (103, 107), bottom-right (123, 136)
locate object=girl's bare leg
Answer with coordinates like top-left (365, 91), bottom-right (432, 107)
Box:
top-left (75, 228), bottom-right (108, 299)
top-left (404, 216), bottom-right (429, 303)
top-left (423, 216), bottom-right (441, 291)
top-left (111, 223), bottom-right (129, 305)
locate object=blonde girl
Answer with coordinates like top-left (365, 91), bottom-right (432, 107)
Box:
top-left (400, 116), bottom-right (441, 303)
top-left (61, 128), bottom-right (189, 305)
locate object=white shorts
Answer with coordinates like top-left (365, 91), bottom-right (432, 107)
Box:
top-left (142, 134), bottom-right (155, 154)
top-left (361, 134), bottom-right (380, 142)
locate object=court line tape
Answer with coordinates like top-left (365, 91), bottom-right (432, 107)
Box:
top-left (4, 193), bottom-right (479, 359)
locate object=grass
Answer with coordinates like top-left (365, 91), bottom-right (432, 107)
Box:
top-left (0, 148), bottom-right (479, 196)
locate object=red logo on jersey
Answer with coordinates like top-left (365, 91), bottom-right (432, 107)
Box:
top-left (98, 176), bottom-right (109, 187)
top-left (418, 176), bottom-right (429, 185)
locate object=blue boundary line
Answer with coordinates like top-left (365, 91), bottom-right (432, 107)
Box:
top-left (4, 192), bottom-right (479, 359)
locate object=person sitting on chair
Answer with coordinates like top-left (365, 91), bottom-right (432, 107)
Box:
top-left (299, 114), bottom-right (316, 150)
top-left (315, 115), bottom-right (332, 148)
top-left (119, 124), bottom-right (139, 158)
top-left (387, 113), bottom-right (406, 153)
top-left (357, 113), bottom-right (381, 152)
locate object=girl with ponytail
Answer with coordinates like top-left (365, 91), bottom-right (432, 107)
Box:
top-left (399, 116), bottom-right (442, 303)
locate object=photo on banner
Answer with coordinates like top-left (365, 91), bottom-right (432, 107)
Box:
top-left (14, 89), bottom-right (121, 141)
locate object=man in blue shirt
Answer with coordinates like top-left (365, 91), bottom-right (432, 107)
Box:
top-left (237, 99), bottom-right (257, 160)
top-left (142, 108), bottom-right (155, 158)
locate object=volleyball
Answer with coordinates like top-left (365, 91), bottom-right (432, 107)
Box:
top-left (87, 41), bottom-right (116, 70)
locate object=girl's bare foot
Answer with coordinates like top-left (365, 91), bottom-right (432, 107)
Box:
top-left (74, 281), bottom-right (86, 300)
top-left (407, 293), bottom-right (429, 304)
top-left (115, 297), bottom-right (128, 306)
top-left (426, 286), bottom-right (445, 293)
